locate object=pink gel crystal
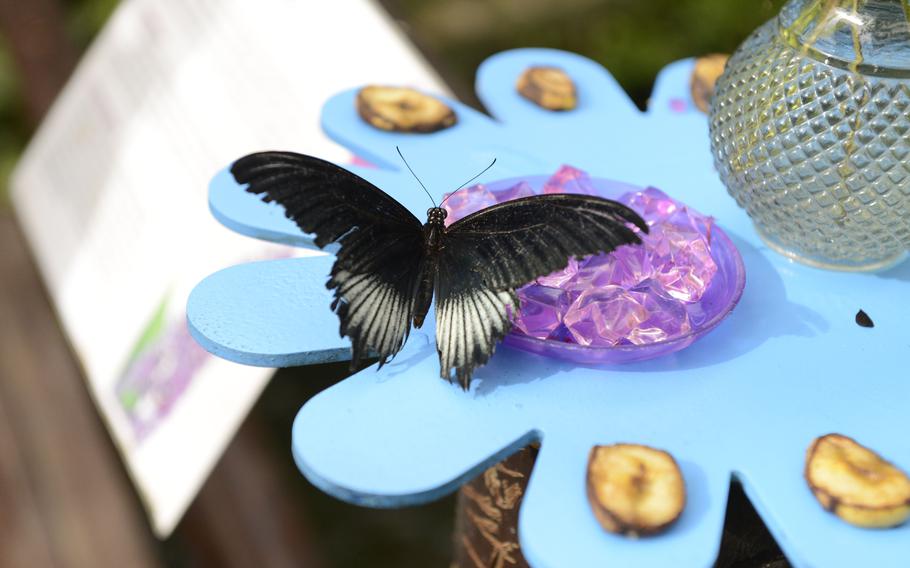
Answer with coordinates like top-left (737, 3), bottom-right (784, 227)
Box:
top-left (443, 183), bottom-right (497, 227)
top-left (512, 285), bottom-right (571, 339)
top-left (563, 286), bottom-right (650, 347)
top-left (542, 165), bottom-right (598, 195)
top-left (536, 256), bottom-right (580, 288)
top-left (443, 168), bottom-right (717, 348)
top-left (497, 180), bottom-right (535, 202)
top-left (622, 186), bottom-right (679, 221)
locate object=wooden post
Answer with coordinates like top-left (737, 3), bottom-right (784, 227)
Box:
top-left (451, 445), bottom-right (538, 568)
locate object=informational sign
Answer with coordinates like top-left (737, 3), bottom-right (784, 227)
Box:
top-left (11, 0), bottom-right (446, 536)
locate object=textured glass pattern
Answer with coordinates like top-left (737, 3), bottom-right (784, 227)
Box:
top-left (710, 7), bottom-right (910, 269)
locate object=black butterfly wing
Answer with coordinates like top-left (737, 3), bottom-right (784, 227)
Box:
top-left (437, 194), bottom-right (648, 387)
top-left (434, 262), bottom-right (517, 389)
top-left (231, 151), bottom-right (425, 366)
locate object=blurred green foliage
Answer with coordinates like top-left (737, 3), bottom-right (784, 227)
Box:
top-left (0, 38), bottom-right (21, 205)
top-left (64, 0), bottom-right (120, 50)
top-left (384, 0), bottom-right (786, 106)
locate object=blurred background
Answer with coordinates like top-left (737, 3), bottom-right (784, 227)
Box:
top-left (0, 1), bottom-right (786, 567)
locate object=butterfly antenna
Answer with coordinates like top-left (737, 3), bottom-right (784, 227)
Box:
top-left (396, 146), bottom-right (437, 207)
top-left (440, 158), bottom-right (497, 206)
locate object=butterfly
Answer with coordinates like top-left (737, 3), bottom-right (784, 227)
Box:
top-left (231, 151), bottom-right (648, 388)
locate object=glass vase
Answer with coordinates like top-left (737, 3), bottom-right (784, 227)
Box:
top-left (710, 0), bottom-right (910, 271)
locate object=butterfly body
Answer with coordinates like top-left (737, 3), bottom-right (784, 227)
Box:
top-left (422, 208), bottom-right (448, 256)
top-left (231, 151), bottom-right (648, 388)
top-left (411, 207), bottom-right (448, 328)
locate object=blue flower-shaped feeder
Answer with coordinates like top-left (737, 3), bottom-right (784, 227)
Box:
top-left (187, 49), bottom-right (910, 567)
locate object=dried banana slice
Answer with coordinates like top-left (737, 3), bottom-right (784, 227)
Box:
top-left (805, 434), bottom-right (910, 528)
top-left (356, 86), bottom-right (456, 133)
top-left (586, 444), bottom-right (686, 537)
top-left (690, 53), bottom-right (728, 114)
top-left (517, 66), bottom-right (577, 111)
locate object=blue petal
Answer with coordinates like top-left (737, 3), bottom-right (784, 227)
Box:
top-left (321, 88), bottom-right (510, 202)
top-left (209, 167), bottom-right (317, 248)
top-left (476, 48), bottom-right (641, 133)
top-left (187, 256), bottom-right (349, 366)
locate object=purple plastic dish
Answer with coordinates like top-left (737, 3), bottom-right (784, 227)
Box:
top-left (444, 174), bottom-right (746, 365)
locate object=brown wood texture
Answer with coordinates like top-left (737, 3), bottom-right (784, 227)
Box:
top-left (0, 214), bottom-right (160, 568)
top-left (452, 445), bottom-right (539, 568)
top-left (176, 414), bottom-right (326, 568)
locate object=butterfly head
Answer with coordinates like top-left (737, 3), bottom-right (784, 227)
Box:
top-left (426, 207), bottom-right (448, 226)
